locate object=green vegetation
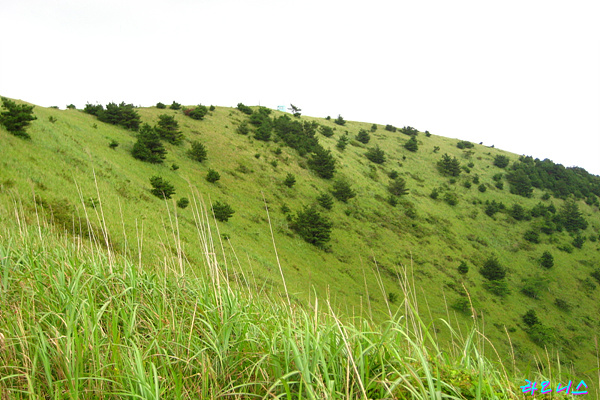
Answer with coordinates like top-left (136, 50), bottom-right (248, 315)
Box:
top-left (356, 128), bottom-right (370, 144)
top-left (149, 175), bottom-right (176, 199)
top-left (131, 123), bottom-right (167, 163)
top-left (188, 140), bottom-right (208, 162)
top-left (211, 200), bottom-right (235, 222)
top-left (365, 145), bottom-right (386, 164)
top-left (283, 172), bottom-right (296, 188)
top-left (1, 97), bottom-right (599, 387)
top-left (404, 135), bottom-right (419, 152)
top-left (184, 105), bottom-right (208, 120)
top-left (290, 205), bottom-right (333, 247)
top-left (206, 168), bottom-right (221, 183)
top-left (155, 114), bottom-right (183, 144)
top-left (0, 97), bottom-right (37, 138)
top-left (331, 178), bottom-right (356, 202)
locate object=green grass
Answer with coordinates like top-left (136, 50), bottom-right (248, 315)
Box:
top-left (1, 98), bottom-right (599, 382)
top-left (2, 196), bottom-right (584, 399)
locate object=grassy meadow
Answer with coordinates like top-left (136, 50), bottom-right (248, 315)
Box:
top-left (0, 98), bottom-right (599, 397)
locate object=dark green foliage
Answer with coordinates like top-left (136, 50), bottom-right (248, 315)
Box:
top-left (171, 163), bottom-right (179, 171)
top-left (384, 124), bottom-right (396, 132)
top-left (425, 130), bottom-right (431, 137)
top-left (530, 202), bottom-right (549, 218)
top-left (281, 204), bottom-right (291, 215)
top-left (66, 104), bottom-right (76, 109)
top-left (254, 123), bottom-right (272, 141)
top-left (590, 269), bottom-right (600, 285)
top-left (290, 205), bottom-right (333, 247)
top-left (188, 141), bottom-right (208, 163)
top-left (97, 102), bottom-right (141, 131)
top-left (540, 251), bottom-right (554, 269)
top-left (541, 192), bottom-right (551, 201)
top-left (443, 192), bottom-right (458, 206)
top-left (169, 101), bottom-right (181, 110)
top-left (131, 124), bottom-right (167, 164)
top-left (331, 178), bottom-right (356, 202)
top-left (458, 261), bottom-right (469, 274)
top-left (404, 136), bottom-right (419, 152)
top-left (212, 201), bottom-right (235, 222)
top-left (506, 168), bottom-right (533, 197)
top-left (273, 115), bottom-right (319, 156)
top-left (528, 324), bottom-right (555, 346)
top-left (48, 115), bottom-right (57, 124)
top-left (522, 309), bottom-right (539, 327)
top-left (283, 173), bottom-right (296, 188)
top-left (521, 275), bottom-right (548, 299)
top-left (400, 126), bottom-right (418, 136)
top-left (523, 229), bottom-right (540, 243)
top-left (109, 140), bottom-right (119, 149)
top-left (554, 298), bottom-right (570, 312)
top-left (572, 234), bottom-right (585, 249)
top-left (334, 115), bottom-right (346, 126)
top-left (317, 193), bottom-right (333, 210)
top-left (206, 169), bottom-right (221, 183)
top-left (365, 145), bottom-right (386, 164)
top-left (155, 114), bottom-right (183, 144)
top-left (356, 129), bottom-right (370, 144)
top-left (236, 121), bottom-right (250, 135)
top-left (463, 180), bottom-right (472, 189)
top-left (456, 140), bottom-right (474, 149)
top-left (387, 292), bottom-right (399, 304)
top-left (483, 280), bottom-right (510, 297)
top-left (184, 105), bottom-right (208, 120)
top-left (388, 170), bottom-right (399, 180)
top-left (308, 147), bottom-right (336, 179)
top-left (209, 105), bottom-right (215, 111)
top-left (370, 124), bottom-right (377, 132)
top-left (429, 188), bottom-right (440, 200)
top-left (156, 102), bottom-right (166, 109)
top-left (177, 197), bottom-right (189, 209)
top-left (494, 181), bottom-right (504, 190)
top-left (0, 97), bottom-right (37, 138)
top-left (557, 199), bottom-right (588, 232)
top-left (387, 195), bottom-right (398, 207)
top-left (319, 125), bottom-right (334, 137)
top-left (478, 184), bottom-right (487, 193)
top-left (472, 175), bottom-right (480, 184)
top-left (237, 103), bottom-right (253, 115)
top-left (508, 204), bottom-right (528, 221)
top-left (493, 155), bottom-right (510, 168)
top-left (433, 146), bottom-right (440, 153)
top-left (336, 135), bottom-right (348, 151)
top-left (289, 104), bottom-right (301, 117)
top-left (149, 176), bottom-right (176, 199)
top-left (484, 200), bottom-right (505, 217)
top-left (492, 173), bottom-right (503, 182)
top-left (480, 256), bottom-right (506, 281)
top-left (437, 154), bottom-right (461, 177)
top-left (84, 103), bottom-right (104, 116)
top-left (388, 177), bottom-right (409, 197)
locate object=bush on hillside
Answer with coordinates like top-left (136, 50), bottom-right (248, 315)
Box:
top-left (290, 205), bottom-right (333, 248)
top-left (84, 103), bottom-right (104, 116)
top-left (319, 125), bottom-right (334, 137)
top-left (356, 129), bottom-right (370, 144)
top-left (388, 177), bottom-right (409, 197)
top-left (156, 102), bottom-right (166, 109)
top-left (237, 103), bottom-right (253, 115)
top-left (317, 193), bottom-right (334, 210)
top-left (0, 97), bottom-right (37, 139)
top-left (206, 169), bottom-right (221, 183)
top-left (457, 140), bottom-right (474, 149)
top-left (400, 126), bottom-right (418, 136)
top-left (384, 124), bottom-right (397, 132)
top-left (236, 121), bottom-right (250, 135)
top-left (365, 145), bottom-right (386, 164)
top-left (331, 178), bottom-right (356, 202)
top-left (480, 256), bottom-right (506, 281)
top-left (149, 176), bottom-right (176, 199)
top-left (212, 201), bottom-right (235, 222)
top-left (458, 261), bottom-right (469, 274)
top-left (334, 115), bottom-right (346, 126)
top-left (336, 135), bottom-right (349, 151)
top-left (308, 146), bottom-right (336, 179)
top-left (371, 123), bottom-right (377, 132)
top-left (109, 139), bottom-right (119, 149)
top-left (131, 124), bottom-right (167, 164)
top-left (97, 102), bottom-right (141, 131)
top-left (540, 251), bottom-right (554, 269)
top-left (184, 105), bottom-right (208, 120)
top-left (170, 101), bottom-right (181, 110)
top-left (177, 197), bottom-right (189, 209)
top-left (557, 199), bottom-right (588, 232)
top-left (404, 136), bottom-right (419, 152)
top-left (188, 140), bottom-right (208, 162)
top-left (283, 173), bottom-right (296, 188)
top-left (437, 154), bottom-right (461, 177)
top-left (155, 114), bottom-right (183, 144)
top-left (493, 155), bottom-right (510, 168)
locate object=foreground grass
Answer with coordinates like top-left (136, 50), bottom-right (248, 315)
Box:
top-left (0, 203), bottom-right (541, 399)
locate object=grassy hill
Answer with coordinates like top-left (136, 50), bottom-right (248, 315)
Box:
top-left (1, 98), bottom-right (599, 396)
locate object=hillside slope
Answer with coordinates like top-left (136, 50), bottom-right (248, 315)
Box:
top-left (1, 98), bottom-right (599, 378)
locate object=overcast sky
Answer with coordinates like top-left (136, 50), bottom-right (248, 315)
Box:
top-left (2, 0), bottom-right (599, 175)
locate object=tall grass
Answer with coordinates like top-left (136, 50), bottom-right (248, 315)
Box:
top-left (0, 195), bottom-right (595, 399)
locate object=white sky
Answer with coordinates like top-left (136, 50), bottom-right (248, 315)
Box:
top-left (2, 0), bottom-right (599, 175)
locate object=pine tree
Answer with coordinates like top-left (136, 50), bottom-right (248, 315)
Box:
top-left (188, 141), bottom-right (208, 162)
top-left (0, 97), bottom-right (37, 139)
top-left (437, 154), bottom-right (461, 177)
top-left (540, 251), bottom-right (554, 269)
top-left (155, 114), bottom-right (183, 144)
top-left (558, 199), bottom-right (588, 232)
top-left (480, 256), bottom-right (506, 281)
top-left (283, 173), bottom-right (296, 188)
top-left (149, 176), bottom-right (176, 199)
top-left (404, 136), bottom-right (419, 152)
top-left (356, 129), bottom-right (370, 144)
top-left (206, 169), bottom-right (221, 183)
top-left (317, 193), bottom-right (334, 210)
top-left (308, 146), bottom-right (336, 179)
top-left (334, 115), bottom-right (346, 126)
top-left (331, 178), bottom-right (356, 202)
top-left (506, 168), bottom-right (533, 197)
top-left (290, 206), bottom-right (333, 247)
top-left (131, 124), bottom-right (167, 163)
top-left (212, 201), bottom-right (235, 222)
top-left (365, 145), bottom-right (385, 164)
top-left (388, 177), bottom-right (409, 196)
